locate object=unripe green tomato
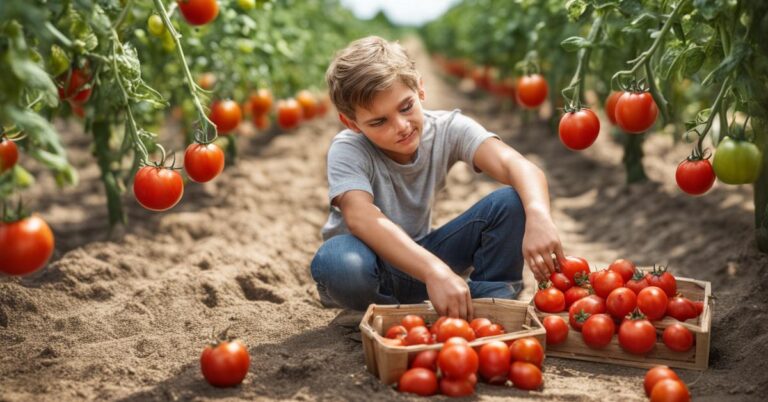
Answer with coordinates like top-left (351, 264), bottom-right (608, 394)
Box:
top-left (162, 30), bottom-right (176, 51)
top-left (148, 14), bottom-right (165, 36)
top-left (238, 0), bottom-right (256, 10)
top-left (48, 45), bottom-right (70, 76)
top-left (712, 136), bottom-right (763, 184)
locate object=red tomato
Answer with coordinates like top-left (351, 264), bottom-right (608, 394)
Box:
top-left (438, 344), bottom-right (479, 380)
top-left (615, 91), bottom-right (658, 133)
top-left (515, 74), bottom-right (548, 108)
top-left (564, 285), bottom-right (591, 308)
top-left (252, 113), bottom-right (270, 130)
top-left (400, 315), bottom-right (425, 331)
top-left (249, 88), bottom-right (274, 116)
top-left (647, 267), bottom-right (677, 297)
top-left (404, 326), bottom-right (433, 346)
top-left (508, 361), bottom-right (543, 390)
top-left (644, 366), bottom-right (680, 396)
top-left (676, 158), bottom-right (716, 195)
top-left (439, 376), bottom-right (475, 397)
top-left (430, 316), bottom-right (448, 335)
top-left (0, 137), bottom-right (19, 172)
top-left (650, 379), bottom-right (690, 402)
top-left (0, 215), bottom-right (55, 276)
top-left (592, 269), bottom-right (625, 298)
top-left (209, 100), bottom-right (242, 134)
top-left (385, 325), bottom-right (408, 340)
top-left (436, 318), bottom-right (474, 342)
top-left (469, 317), bottom-right (492, 333)
top-left (479, 341), bottom-right (512, 384)
top-left (200, 340), bottom-right (250, 387)
top-left (177, 0), bottom-right (219, 25)
top-left (398, 367), bottom-right (438, 396)
top-left (568, 295), bottom-right (606, 331)
top-left (133, 166), bottom-right (184, 211)
top-left (543, 315), bottom-right (569, 345)
top-left (692, 301), bottom-right (704, 317)
top-left (550, 272), bottom-right (572, 291)
top-left (276, 98), bottom-right (303, 130)
top-left (581, 314), bottom-right (615, 349)
top-left (409, 350), bottom-right (438, 371)
top-left (558, 108), bottom-right (600, 150)
top-left (443, 336), bottom-right (469, 348)
top-left (605, 91), bottom-right (622, 125)
top-left (606, 287), bottom-right (637, 320)
top-left (626, 270), bottom-right (650, 295)
top-left (476, 323), bottom-right (505, 338)
top-left (296, 90), bottom-right (318, 120)
top-left (637, 286), bottom-right (669, 320)
top-left (663, 324), bottom-right (693, 352)
top-left (608, 259), bottom-right (636, 283)
top-left (618, 316), bottom-right (657, 355)
top-left (197, 72), bottom-right (216, 90)
top-left (559, 255), bottom-right (590, 282)
top-left (58, 66), bottom-right (92, 103)
top-left (667, 296), bottom-right (697, 321)
top-left (508, 337), bottom-right (544, 367)
top-left (69, 101), bottom-right (85, 118)
top-left (184, 143), bottom-right (224, 183)
top-left (534, 285), bottom-right (566, 313)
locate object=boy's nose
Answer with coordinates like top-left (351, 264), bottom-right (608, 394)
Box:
top-left (395, 116), bottom-right (410, 133)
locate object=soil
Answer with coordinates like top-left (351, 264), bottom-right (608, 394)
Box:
top-left (1, 38), bottom-right (767, 402)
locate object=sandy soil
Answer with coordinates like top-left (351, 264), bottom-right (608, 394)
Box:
top-left (1, 38), bottom-right (767, 402)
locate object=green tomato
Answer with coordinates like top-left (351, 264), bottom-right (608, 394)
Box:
top-left (712, 136), bottom-right (763, 184)
top-left (147, 14), bottom-right (165, 37)
top-left (162, 30), bottom-right (176, 51)
top-left (238, 0), bottom-right (256, 10)
top-left (47, 45), bottom-right (70, 76)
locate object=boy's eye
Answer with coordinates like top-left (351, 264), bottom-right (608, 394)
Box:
top-left (370, 120), bottom-right (385, 127)
top-left (400, 102), bottom-right (414, 113)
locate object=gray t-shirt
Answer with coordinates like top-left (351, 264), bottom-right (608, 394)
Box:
top-left (320, 109), bottom-right (499, 241)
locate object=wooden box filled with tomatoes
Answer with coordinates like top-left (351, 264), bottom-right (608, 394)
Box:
top-left (359, 298), bottom-right (546, 385)
top-left (533, 257), bottom-right (712, 370)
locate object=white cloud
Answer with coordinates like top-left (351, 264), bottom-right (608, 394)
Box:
top-left (340, 0), bottom-right (460, 26)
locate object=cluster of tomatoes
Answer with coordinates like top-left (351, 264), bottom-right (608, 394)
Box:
top-left (644, 366), bottom-right (691, 402)
top-left (535, 257), bottom-right (703, 355)
top-left (387, 314), bottom-right (545, 397)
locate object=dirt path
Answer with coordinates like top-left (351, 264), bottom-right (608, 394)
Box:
top-left (1, 38), bottom-right (767, 401)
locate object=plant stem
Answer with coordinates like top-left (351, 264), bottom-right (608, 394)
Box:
top-left (110, 29), bottom-right (149, 163)
top-left (696, 75), bottom-right (732, 152)
top-left (562, 15), bottom-right (604, 109)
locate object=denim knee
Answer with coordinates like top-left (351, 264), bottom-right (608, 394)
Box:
top-left (486, 187), bottom-right (525, 220)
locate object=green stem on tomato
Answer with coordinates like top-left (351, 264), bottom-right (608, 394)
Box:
top-left (696, 75), bottom-right (733, 153)
top-left (109, 29), bottom-right (149, 163)
top-left (44, 22), bottom-right (73, 49)
top-left (561, 14), bottom-right (604, 110)
top-left (644, 60), bottom-right (670, 124)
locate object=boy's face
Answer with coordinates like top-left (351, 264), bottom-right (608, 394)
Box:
top-left (342, 79), bottom-right (426, 164)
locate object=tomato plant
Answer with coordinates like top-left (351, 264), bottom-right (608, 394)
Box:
top-left (177, 0), bottom-right (219, 26)
top-left (133, 166), bottom-right (184, 212)
top-left (615, 91), bottom-right (658, 134)
top-left (676, 158), bottom-right (716, 195)
top-left (604, 91), bottom-right (622, 125)
top-left (0, 214), bottom-right (55, 276)
top-left (200, 339), bottom-right (250, 388)
top-left (543, 315), bottom-right (569, 345)
top-left (558, 108), bottom-right (600, 151)
top-left (184, 143), bottom-right (225, 183)
top-left (209, 100), bottom-right (243, 134)
top-left (57, 65), bottom-right (92, 104)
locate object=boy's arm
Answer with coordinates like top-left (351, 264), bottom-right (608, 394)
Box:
top-left (472, 138), bottom-right (565, 282)
top-left (336, 190), bottom-right (474, 319)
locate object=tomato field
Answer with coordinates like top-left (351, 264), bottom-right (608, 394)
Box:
top-left (1, 0), bottom-right (767, 401)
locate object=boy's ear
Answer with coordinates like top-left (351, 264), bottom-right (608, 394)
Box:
top-left (339, 113), bottom-right (361, 133)
top-left (418, 77), bottom-right (426, 101)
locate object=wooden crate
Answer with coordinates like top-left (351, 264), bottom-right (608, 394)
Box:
top-left (359, 298), bottom-right (546, 385)
top-left (534, 274), bottom-right (712, 370)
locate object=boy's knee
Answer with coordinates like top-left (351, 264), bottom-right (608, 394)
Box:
top-left (311, 235), bottom-right (376, 283)
top-left (488, 187), bottom-right (524, 218)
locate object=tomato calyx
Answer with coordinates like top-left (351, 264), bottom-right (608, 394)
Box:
top-left (647, 264), bottom-right (670, 278)
top-left (1, 199), bottom-right (32, 224)
top-left (574, 309), bottom-right (592, 324)
top-left (142, 143), bottom-right (182, 171)
top-left (624, 309), bottom-right (647, 321)
top-left (537, 280), bottom-right (553, 290)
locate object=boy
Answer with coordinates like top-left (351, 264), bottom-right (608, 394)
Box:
top-left (311, 36), bottom-right (564, 319)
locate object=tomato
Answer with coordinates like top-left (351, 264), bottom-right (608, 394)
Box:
top-left (58, 66), bottom-right (92, 103)
top-left (662, 324), bottom-right (693, 352)
top-left (316, 94), bottom-right (331, 116)
top-left (549, 272), bottom-right (572, 291)
top-left (197, 72), bottom-right (216, 90)
top-left (237, 0), bottom-right (256, 10)
top-left (568, 295), bottom-right (606, 331)
top-left (209, 100), bottom-right (242, 134)
top-left (478, 340), bottom-right (511, 384)
top-left (644, 366), bottom-right (680, 396)
top-left (184, 143), bottom-right (224, 183)
top-left (646, 267), bottom-right (677, 297)
top-left (508, 361), bottom-right (543, 390)
top-left (0, 215), bottom-right (55, 276)
top-left (249, 88), bottom-right (274, 116)
top-left (666, 296), bottom-right (696, 321)
top-left (692, 301), bottom-right (704, 317)
top-left (398, 367), bottom-right (437, 396)
top-left (676, 158), bottom-right (716, 195)
top-left (410, 350), bottom-right (438, 371)
top-left (400, 314), bottom-right (425, 331)
top-left (543, 315), bottom-right (569, 345)
top-left (253, 113), bottom-right (270, 130)
top-left (606, 287), bottom-right (637, 319)
top-left (605, 91), bottom-right (622, 125)
top-left (436, 318), bottom-right (474, 342)
top-left (476, 323), bottom-right (505, 338)
top-left (133, 166), bottom-right (184, 211)
top-left (276, 98), bottom-right (303, 130)
top-left (147, 14), bottom-right (165, 36)
top-left (404, 326), bottom-right (433, 346)
top-left (444, 337), bottom-right (469, 348)
top-left (430, 316), bottom-right (448, 335)
top-left (712, 136), bottom-right (763, 184)
top-left (515, 74), bottom-right (548, 108)
top-left (564, 285), bottom-right (591, 308)
top-left (296, 90), bottom-right (318, 120)
top-left (592, 269), bottom-right (625, 298)
top-left (581, 314), bottom-right (615, 349)
top-left (0, 137), bottom-right (19, 173)
top-left (618, 315), bottom-right (657, 355)
top-left (559, 255), bottom-right (590, 282)
top-left (614, 91), bottom-right (658, 133)
top-left (558, 108), bottom-right (600, 151)
top-left (469, 317), bottom-right (492, 333)
top-left (508, 337), bottom-right (543, 367)
top-left (438, 344), bottom-right (479, 379)
top-left (200, 340), bottom-right (250, 387)
top-left (177, 0), bottom-right (219, 25)
top-left (385, 325), bottom-right (408, 339)
top-left (650, 379), bottom-right (690, 402)
top-left (439, 376), bottom-right (475, 397)
top-left (534, 285), bottom-right (566, 313)
top-left (608, 259), bottom-right (636, 283)
top-left (626, 269), bottom-right (650, 295)
top-left (637, 286), bottom-right (668, 320)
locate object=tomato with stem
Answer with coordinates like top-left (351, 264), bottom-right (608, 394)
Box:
top-left (184, 143), bottom-right (224, 183)
top-left (647, 266), bottom-right (677, 297)
top-left (559, 108), bottom-right (600, 151)
top-left (534, 282), bottom-right (566, 313)
top-left (568, 295), bottom-right (606, 331)
top-left (133, 166), bottom-right (184, 211)
top-left (200, 339), bottom-right (250, 387)
top-left (676, 158), bottom-right (716, 195)
top-left (0, 215), bottom-right (55, 276)
top-left (177, 0), bottom-right (219, 25)
top-left (626, 269), bottom-right (650, 294)
top-left (559, 255), bottom-right (590, 282)
top-left (515, 74), bottom-right (548, 108)
top-left (618, 313), bottom-right (657, 355)
top-left (712, 136), bottom-right (763, 184)
top-left (615, 91), bottom-right (658, 133)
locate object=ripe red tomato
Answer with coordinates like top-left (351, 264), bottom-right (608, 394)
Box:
top-left (439, 376), bottom-right (475, 397)
top-left (296, 90), bottom-right (318, 120)
top-left (692, 301), bottom-right (704, 317)
top-left (534, 285), bottom-right (566, 313)
top-left (676, 158), bottom-right (716, 195)
top-left (443, 337), bottom-right (469, 348)
top-left (0, 137), bottom-right (19, 173)
top-left (409, 350), bottom-right (438, 371)
top-left (438, 344), bottom-right (479, 379)
top-left (177, 0), bottom-right (219, 25)
top-left (200, 340), bottom-right (250, 387)
top-left (398, 367), bottom-right (438, 396)
top-left (608, 259), bottom-right (636, 283)
top-left (605, 91), bottom-right (622, 125)
top-left (606, 287), bottom-right (637, 319)
top-left (430, 316), bottom-right (448, 335)
top-left (253, 113), bottom-right (270, 130)
top-left (559, 255), bottom-right (590, 282)
top-left (508, 337), bottom-right (544, 367)
top-left (436, 318), bottom-right (474, 342)
top-left (618, 316), bottom-right (657, 355)
top-left (662, 324), bottom-right (693, 352)
top-left (476, 323), bottom-right (505, 338)
top-left (592, 269), bottom-right (625, 298)
top-left (543, 315), bottom-right (569, 345)
top-left (508, 361), bottom-right (543, 390)
top-left (277, 98), bottom-right (303, 130)
top-left (58, 66), bottom-right (92, 103)
top-left (515, 74), bottom-right (548, 108)
top-left (197, 72), bottom-right (216, 90)
top-left (568, 295), bottom-right (606, 331)
top-left (184, 143), bottom-right (224, 183)
top-left (564, 285), bottom-right (591, 307)
top-left (469, 317), bottom-right (492, 333)
top-left (400, 315), bottom-right (425, 331)
top-left (644, 366), bottom-right (680, 396)
top-left (637, 286), bottom-right (668, 320)
top-left (133, 166), bottom-right (184, 211)
top-left (666, 296), bottom-right (696, 321)
top-left (615, 91), bottom-right (658, 133)
top-left (0, 215), bottom-right (55, 276)
top-left (249, 88), bottom-right (274, 116)
top-left (650, 379), bottom-right (690, 402)
top-left (479, 340), bottom-right (512, 384)
top-left (209, 100), bottom-right (242, 134)
top-left (647, 267), bottom-right (677, 297)
top-left (550, 272), bottom-right (572, 291)
top-left (385, 325), bottom-right (408, 339)
top-left (581, 314), bottom-right (615, 349)
top-left (558, 108), bottom-right (600, 150)
top-left (626, 270), bottom-right (650, 295)
top-left (404, 326), bottom-right (433, 346)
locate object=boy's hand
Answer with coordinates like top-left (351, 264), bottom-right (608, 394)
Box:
top-left (425, 265), bottom-right (473, 320)
top-left (523, 209), bottom-right (565, 283)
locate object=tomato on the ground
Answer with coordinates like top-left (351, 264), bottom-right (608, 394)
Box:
top-left (644, 366), bottom-right (680, 396)
top-left (650, 379), bottom-right (690, 402)
top-left (177, 0), bottom-right (219, 25)
top-left (558, 108), bottom-right (600, 150)
top-left (508, 361), bottom-right (543, 390)
top-left (508, 337), bottom-right (544, 367)
top-left (133, 166), bottom-right (184, 211)
top-left (398, 367), bottom-right (438, 396)
top-left (439, 376), bottom-right (475, 397)
top-left (0, 215), bottom-right (55, 276)
top-left (200, 340), bottom-right (250, 387)
top-left (184, 143), bottom-right (225, 183)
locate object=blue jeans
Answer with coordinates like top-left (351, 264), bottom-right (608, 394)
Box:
top-left (310, 187), bottom-right (526, 311)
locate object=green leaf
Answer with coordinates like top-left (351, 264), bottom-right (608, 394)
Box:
top-left (658, 47), bottom-right (683, 80)
top-left (561, 36), bottom-right (592, 52)
top-left (681, 46), bottom-right (705, 76)
top-left (565, 0), bottom-right (588, 21)
top-left (9, 57), bottom-right (57, 94)
top-left (702, 41), bottom-right (750, 87)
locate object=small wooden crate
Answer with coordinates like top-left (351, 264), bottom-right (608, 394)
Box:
top-left (359, 298), bottom-right (546, 385)
top-left (534, 274), bottom-right (712, 370)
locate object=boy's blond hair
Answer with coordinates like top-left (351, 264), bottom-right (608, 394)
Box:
top-left (326, 36), bottom-right (420, 120)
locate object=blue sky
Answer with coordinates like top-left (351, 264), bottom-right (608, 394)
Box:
top-left (340, 0), bottom-right (460, 26)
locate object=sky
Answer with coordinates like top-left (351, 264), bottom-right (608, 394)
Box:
top-left (339, 0), bottom-right (460, 26)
